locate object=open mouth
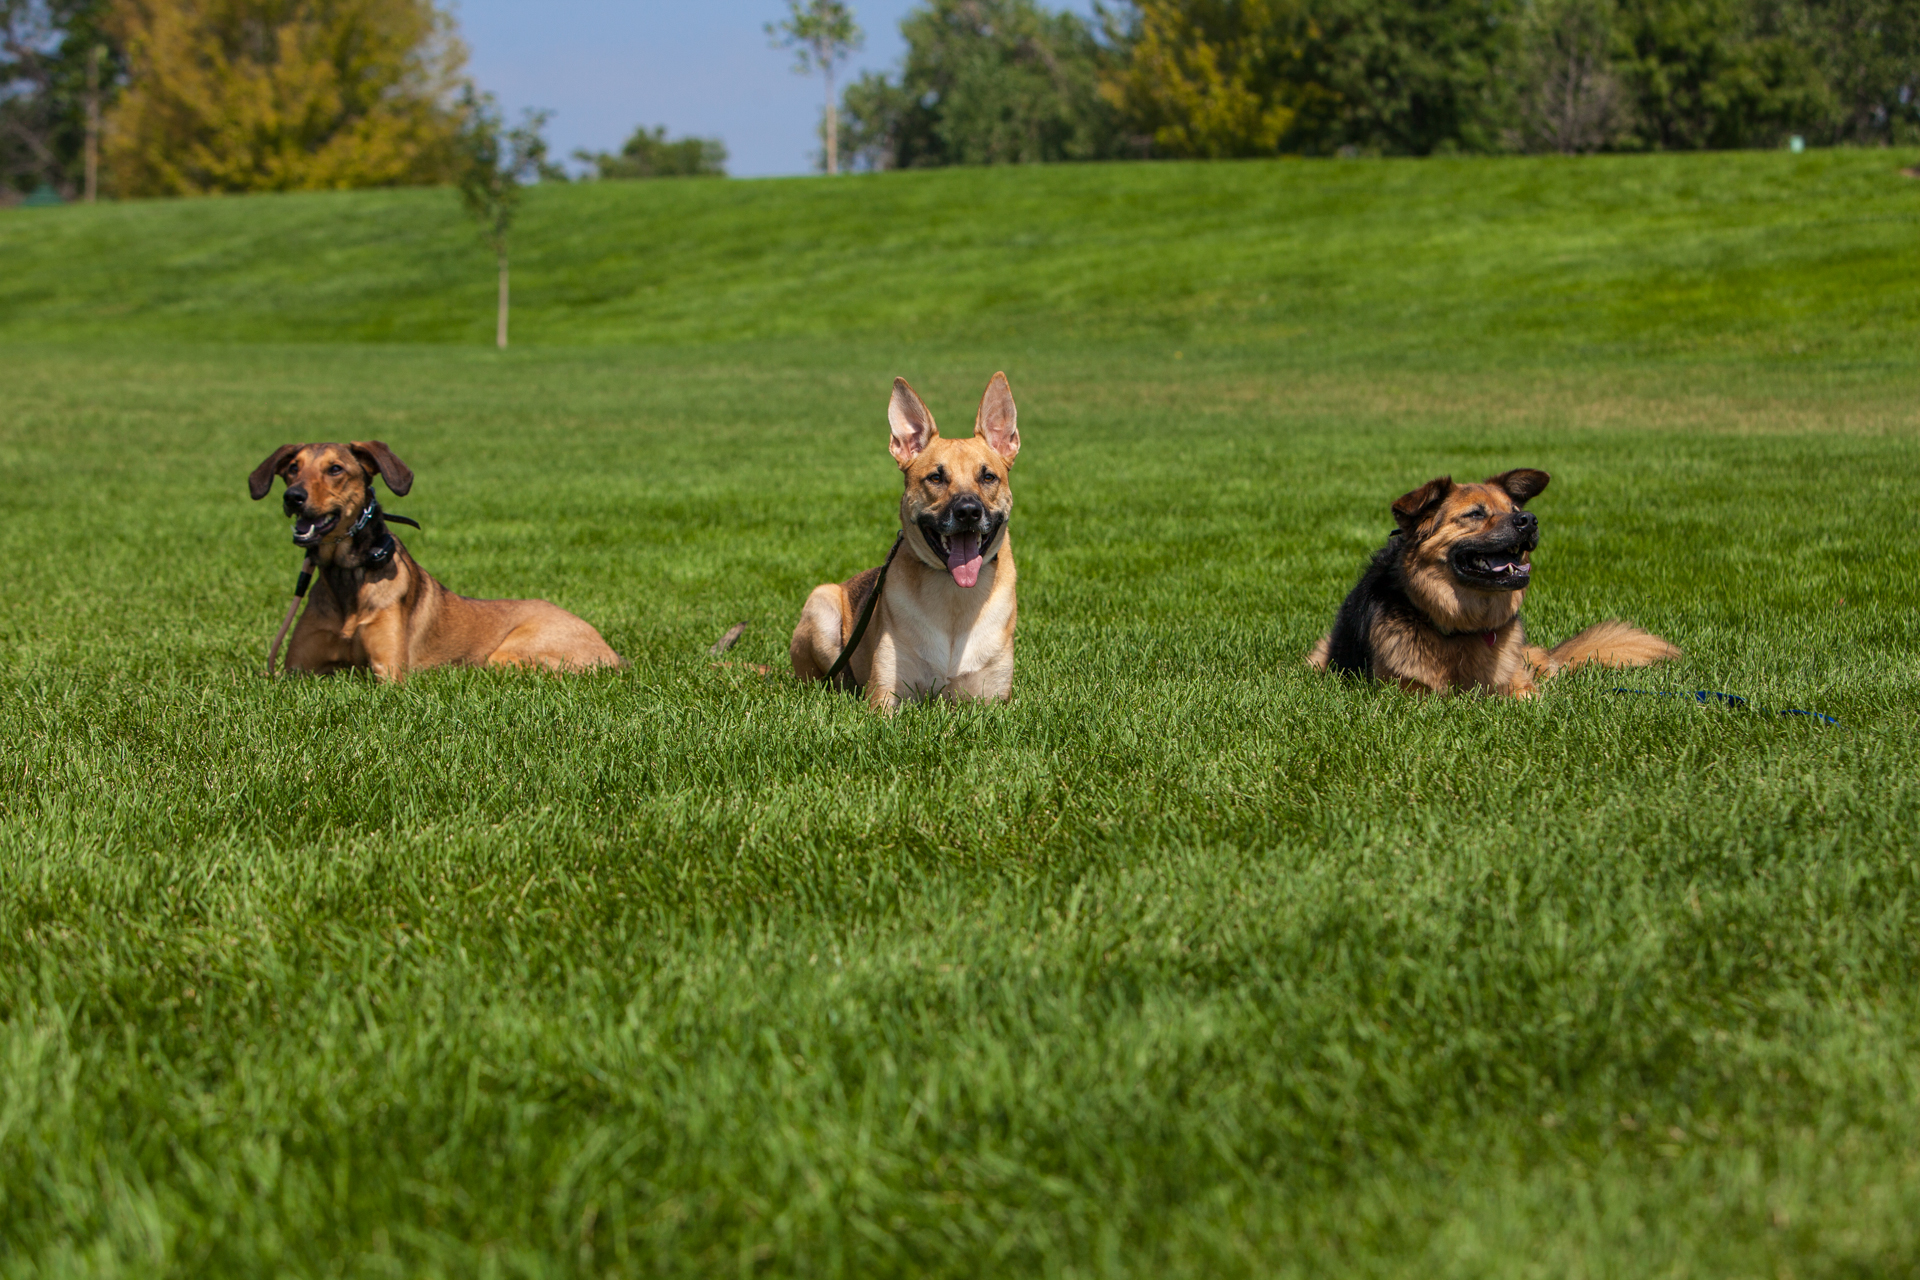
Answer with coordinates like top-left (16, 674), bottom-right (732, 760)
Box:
top-left (919, 516), bottom-right (1000, 588)
top-left (290, 512), bottom-right (339, 545)
top-left (1450, 546), bottom-right (1532, 590)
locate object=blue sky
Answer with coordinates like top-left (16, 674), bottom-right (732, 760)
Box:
top-left (453, 1), bottom-right (1098, 179)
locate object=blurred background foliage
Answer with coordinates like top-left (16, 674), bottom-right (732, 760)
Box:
top-left (3, 0), bottom-right (1916, 199)
top-left (843, 0), bottom-right (1920, 166)
top-left (573, 124), bottom-right (729, 180)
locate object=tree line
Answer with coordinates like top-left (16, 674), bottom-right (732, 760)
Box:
top-left (7, 0), bottom-right (1913, 203)
top-left (840, 0), bottom-right (1919, 168)
top-left (0, 0), bottom-right (724, 201)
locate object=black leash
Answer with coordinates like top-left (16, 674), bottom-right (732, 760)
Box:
top-left (265, 554), bottom-right (316, 677)
top-left (824, 533), bottom-right (904, 686)
top-left (1612, 688), bottom-right (1842, 727)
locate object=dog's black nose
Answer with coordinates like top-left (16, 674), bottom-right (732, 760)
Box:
top-left (947, 494), bottom-right (985, 527)
top-left (1511, 510), bottom-right (1537, 534)
top-left (283, 484), bottom-right (307, 512)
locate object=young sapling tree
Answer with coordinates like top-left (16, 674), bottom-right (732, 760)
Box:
top-left (767, 0), bottom-right (862, 175)
top-left (454, 87), bottom-right (559, 349)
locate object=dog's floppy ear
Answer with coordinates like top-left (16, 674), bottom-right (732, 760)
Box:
top-left (1485, 468), bottom-right (1550, 507)
top-left (1391, 475), bottom-right (1453, 533)
top-left (973, 371), bottom-right (1020, 464)
top-left (350, 441), bottom-right (413, 496)
top-left (248, 444), bottom-right (301, 500)
top-left (888, 378), bottom-right (938, 468)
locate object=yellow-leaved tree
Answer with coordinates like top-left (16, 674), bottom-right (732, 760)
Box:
top-left (105, 0), bottom-right (465, 195)
top-left (1102, 0), bottom-right (1322, 158)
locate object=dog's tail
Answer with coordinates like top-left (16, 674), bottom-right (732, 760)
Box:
top-left (1530, 619), bottom-right (1681, 679)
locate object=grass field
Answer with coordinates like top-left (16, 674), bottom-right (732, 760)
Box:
top-left (3, 152), bottom-right (1919, 1277)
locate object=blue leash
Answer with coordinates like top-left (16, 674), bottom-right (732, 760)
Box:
top-left (1612, 688), bottom-right (1842, 727)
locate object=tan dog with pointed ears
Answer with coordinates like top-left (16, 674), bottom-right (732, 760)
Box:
top-left (790, 373), bottom-right (1021, 710)
top-left (249, 441), bottom-right (623, 681)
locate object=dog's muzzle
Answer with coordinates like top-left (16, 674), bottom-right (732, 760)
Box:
top-left (1449, 512), bottom-right (1538, 591)
top-left (918, 497), bottom-right (1004, 590)
top-left (285, 489), bottom-right (341, 546)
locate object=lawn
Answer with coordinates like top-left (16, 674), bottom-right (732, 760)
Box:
top-left (2, 152), bottom-right (1918, 1278)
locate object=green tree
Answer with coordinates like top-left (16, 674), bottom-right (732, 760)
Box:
top-left (1610, 0), bottom-right (1824, 149)
top-left (1512, 0), bottom-right (1632, 152)
top-left (453, 86), bottom-right (556, 350)
top-left (104, 0), bottom-right (467, 196)
top-left (1102, 0), bottom-right (1521, 156)
top-left (767, 0), bottom-right (861, 174)
top-left (842, 0), bottom-right (1120, 168)
top-left (1294, 0), bottom-right (1523, 154)
top-left (573, 124), bottom-right (726, 179)
top-left (1788, 0), bottom-right (1918, 143)
top-left (1, 0), bottom-right (119, 199)
top-left (1100, 0), bottom-right (1317, 158)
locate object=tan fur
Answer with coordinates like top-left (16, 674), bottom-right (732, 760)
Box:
top-left (1369, 612), bottom-right (1539, 697)
top-left (251, 443), bottom-right (622, 682)
top-left (791, 374), bottom-right (1021, 712)
top-left (1528, 619), bottom-right (1683, 678)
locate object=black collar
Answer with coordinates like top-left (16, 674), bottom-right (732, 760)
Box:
top-left (346, 495), bottom-right (419, 569)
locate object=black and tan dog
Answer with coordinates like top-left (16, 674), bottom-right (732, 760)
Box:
top-left (249, 441), bottom-right (622, 680)
top-left (790, 374), bottom-right (1021, 710)
top-left (1306, 469), bottom-right (1678, 697)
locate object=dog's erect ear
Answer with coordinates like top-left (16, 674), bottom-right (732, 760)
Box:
top-left (350, 441), bottom-right (413, 496)
top-left (1485, 468), bottom-right (1550, 507)
top-left (888, 378), bottom-right (939, 468)
top-left (973, 371), bottom-right (1020, 463)
top-left (1391, 475), bottom-right (1453, 532)
top-left (248, 444), bottom-right (301, 500)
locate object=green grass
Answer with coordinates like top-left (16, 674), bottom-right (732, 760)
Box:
top-left (4, 150), bottom-right (1919, 362)
top-left (3, 153), bottom-right (1920, 1277)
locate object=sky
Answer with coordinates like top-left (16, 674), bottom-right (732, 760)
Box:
top-left (453, 1), bottom-right (1098, 179)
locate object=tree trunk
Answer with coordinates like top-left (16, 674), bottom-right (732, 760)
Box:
top-left (497, 252), bottom-right (509, 350)
top-left (84, 46), bottom-right (100, 203)
top-left (825, 63), bottom-right (838, 176)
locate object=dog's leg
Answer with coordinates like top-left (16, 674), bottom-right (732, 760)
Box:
top-left (485, 607), bottom-right (623, 672)
top-left (864, 638), bottom-right (902, 713)
top-left (1305, 634), bottom-right (1332, 670)
top-left (1502, 667), bottom-right (1541, 699)
top-left (283, 599), bottom-right (355, 674)
top-left (790, 584), bottom-right (848, 682)
top-left (358, 610), bottom-right (411, 682)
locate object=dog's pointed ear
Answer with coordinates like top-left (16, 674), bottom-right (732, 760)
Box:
top-left (1391, 475), bottom-right (1453, 532)
top-left (888, 378), bottom-right (938, 468)
top-left (1485, 468), bottom-right (1550, 507)
top-left (973, 371), bottom-right (1020, 464)
top-left (248, 445), bottom-right (301, 500)
top-left (350, 441), bottom-right (413, 496)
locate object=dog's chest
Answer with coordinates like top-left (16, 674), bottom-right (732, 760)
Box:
top-left (885, 556), bottom-right (1016, 681)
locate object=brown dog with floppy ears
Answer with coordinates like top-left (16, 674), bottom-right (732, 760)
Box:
top-left (249, 441), bottom-right (623, 681)
top-left (790, 373), bottom-right (1021, 711)
top-left (1307, 469), bottom-right (1679, 697)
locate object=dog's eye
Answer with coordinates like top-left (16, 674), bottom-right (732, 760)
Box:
top-left (1459, 506), bottom-right (1486, 521)
top-left (926, 468), bottom-right (947, 486)
top-left (978, 467), bottom-right (997, 485)
top-left (326, 464), bottom-right (344, 476)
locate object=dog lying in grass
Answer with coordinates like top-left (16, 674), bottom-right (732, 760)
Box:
top-left (789, 373), bottom-right (1021, 710)
top-left (1306, 469), bottom-right (1678, 697)
top-left (249, 441), bottom-right (622, 680)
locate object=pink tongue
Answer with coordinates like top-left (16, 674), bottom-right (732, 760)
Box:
top-left (947, 532), bottom-right (983, 587)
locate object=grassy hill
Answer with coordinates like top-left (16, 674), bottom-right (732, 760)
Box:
top-left (3, 154), bottom-right (1919, 1278)
top-left (4, 149), bottom-right (1918, 362)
